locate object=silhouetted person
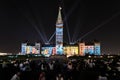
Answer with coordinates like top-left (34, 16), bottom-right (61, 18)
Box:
top-left (56, 73), bottom-right (64, 80)
top-left (11, 72), bottom-right (21, 80)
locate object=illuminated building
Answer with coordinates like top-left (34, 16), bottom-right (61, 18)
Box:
top-left (56, 7), bottom-right (63, 55)
top-left (21, 43), bottom-right (27, 55)
top-left (21, 6), bottom-right (101, 57)
top-left (41, 44), bottom-right (55, 57)
top-left (85, 45), bottom-right (94, 55)
top-left (26, 45), bottom-right (31, 54)
top-left (79, 41), bottom-right (101, 55)
top-left (94, 42), bottom-right (101, 55)
top-left (64, 44), bottom-right (79, 57)
top-left (40, 6), bottom-right (101, 56)
top-left (79, 42), bottom-right (85, 56)
top-left (35, 43), bottom-right (41, 54)
top-left (21, 43), bottom-right (40, 54)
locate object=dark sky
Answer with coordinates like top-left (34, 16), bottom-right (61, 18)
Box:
top-left (0, 0), bottom-right (120, 54)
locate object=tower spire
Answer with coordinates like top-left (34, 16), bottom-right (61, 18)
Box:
top-left (56, 7), bottom-right (63, 27)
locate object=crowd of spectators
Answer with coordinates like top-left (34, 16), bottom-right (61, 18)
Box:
top-left (0, 56), bottom-right (120, 80)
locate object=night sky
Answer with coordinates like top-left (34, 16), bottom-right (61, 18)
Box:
top-left (0, 0), bottom-right (120, 54)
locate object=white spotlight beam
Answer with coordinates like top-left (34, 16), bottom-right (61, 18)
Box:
top-left (48, 31), bottom-right (56, 43)
top-left (75, 11), bottom-right (120, 43)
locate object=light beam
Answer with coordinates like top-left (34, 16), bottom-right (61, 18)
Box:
top-left (75, 11), bottom-right (120, 43)
top-left (28, 0), bottom-right (48, 42)
top-left (48, 31), bottom-right (56, 43)
top-left (61, 0), bottom-right (72, 43)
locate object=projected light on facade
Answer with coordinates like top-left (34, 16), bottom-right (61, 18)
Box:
top-left (56, 7), bottom-right (63, 55)
top-left (79, 41), bottom-right (101, 55)
top-left (21, 43), bottom-right (40, 55)
top-left (64, 46), bottom-right (78, 57)
top-left (85, 46), bottom-right (94, 54)
top-left (79, 42), bottom-right (85, 56)
top-left (21, 43), bottom-right (27, 55)
top-left (94, 42), bottom-right (101, 55)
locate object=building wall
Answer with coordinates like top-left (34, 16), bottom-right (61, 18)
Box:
top-left (21, 43), bottom-right (40, 54)
top-left (94, 42), bottom-right (101, 55)
top-left (85, 46), bottom-right (94, 54)
top-left (79, 43), bottom-right (85, 56)
top-left (21, 43), bottom-right (27, 55)
top-left (79, 42), bottom-right (101, 55)
top-left (64, 46), bottom-right (78, 56)
top-left (35, 43), bottom-right (40, 54)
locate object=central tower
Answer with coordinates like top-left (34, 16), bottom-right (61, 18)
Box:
top-left (56, 7), bottom-right (63, 54)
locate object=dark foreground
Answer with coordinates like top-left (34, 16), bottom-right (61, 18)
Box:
top-left (0, 55), bottom-right (120, 80)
